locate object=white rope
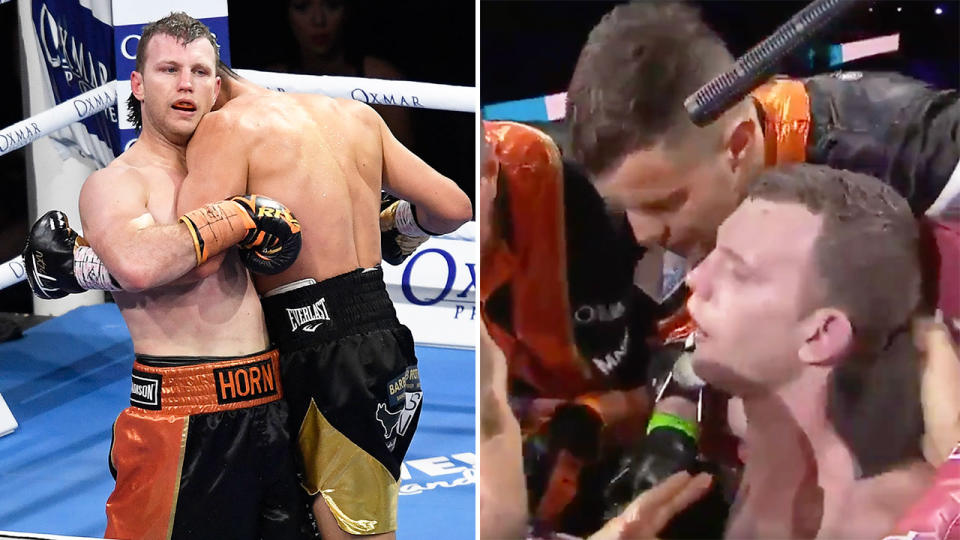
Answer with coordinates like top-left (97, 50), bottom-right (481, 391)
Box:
top-left (0, 72), bottom-right (474, 159)
top-left (237, 69), bottom-right (475, 114)
top-left (0, 256), bottom-right (26, 291)
top-left (0, 81), bottom-right (117, 158)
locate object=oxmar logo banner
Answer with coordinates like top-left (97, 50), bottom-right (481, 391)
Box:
top-left (30, 0), bottom-right (119, 165)
top-left (399, 452), bottom-right (475, 496)
top-left (381, 224), bottom-right (476, 349)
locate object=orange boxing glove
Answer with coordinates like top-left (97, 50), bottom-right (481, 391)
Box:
top-left (179, 194), bottom-right (301, 275)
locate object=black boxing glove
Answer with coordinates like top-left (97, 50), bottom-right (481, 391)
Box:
top-left (603, 419), bottom-right (700, 521)
top-left (228, 194), bottom-right (302, 275)
top-left (23, 210), bottom-right (121, 299)
top-left (605, 342), bottom-right (706, 518)
top-left (379, 194), bottom-right (436, 265)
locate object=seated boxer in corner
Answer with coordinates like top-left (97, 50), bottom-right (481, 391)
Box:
top-left (566, 3), bottom-right (960, 509)
top-left (686, 163), bottom-right (934, 539)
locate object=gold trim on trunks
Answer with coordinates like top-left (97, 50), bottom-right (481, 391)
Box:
top-left (299, 399), bottom-right (399, 535)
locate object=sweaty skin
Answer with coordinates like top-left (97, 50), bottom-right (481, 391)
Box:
top-left (175, 76), bottom-right (471, 540)
top-left (79, 35), bottom-right (267, 358)
top-left (178, 79), bottom-right (471, 293)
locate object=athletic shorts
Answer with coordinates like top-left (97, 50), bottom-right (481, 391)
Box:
top-left (262, 268), bottom-right (422, 535)
top-left (105, 349), bottom-right (316, 540)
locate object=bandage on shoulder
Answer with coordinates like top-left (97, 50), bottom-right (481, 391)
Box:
top-left (179, 201), bottom-right (255, 265)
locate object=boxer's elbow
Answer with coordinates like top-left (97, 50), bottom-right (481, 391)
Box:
top-left (425, 190), bottom-right (473, 234)
top-left (108, 259), bottom-right (172, 292)
top-left (109, 263), bottom-right (156, 292)
top-left (450, 191), bottom-right (474, 226)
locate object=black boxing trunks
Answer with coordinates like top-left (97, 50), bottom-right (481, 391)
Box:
top-left (105, 349), bottom-right (316, 540)
top-left (261, 267), bottom-right (421, 535)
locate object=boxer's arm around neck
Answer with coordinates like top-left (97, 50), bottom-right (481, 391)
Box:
top-left (78, 167), bottom-right (199, 292)
top-left (181, 110), bottom-right (249, 211)
top-left (375, 105), bottom-right (472, 234)
top-left (169, 111), bottom-right (250, 280)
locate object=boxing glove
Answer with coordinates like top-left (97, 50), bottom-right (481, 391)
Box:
top-left (179, 194), bottom-right (302, 275)
top-left (604, 414), bottom-right (700, 520)
top-left (380, 194), bottom-right (436, 265)
top-left (23, 210), bottom-right (120, 299)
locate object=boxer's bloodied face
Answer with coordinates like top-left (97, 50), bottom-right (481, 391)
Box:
top-left (131, 34), bottom-right (220, 145)
top-left (686, 198), bottom-right (823, 397)
top-left (594, 143), bottom-right (750, 262)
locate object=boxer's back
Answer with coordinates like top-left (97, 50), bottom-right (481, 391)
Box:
top-left (219, 91), bottom-right (383, 291)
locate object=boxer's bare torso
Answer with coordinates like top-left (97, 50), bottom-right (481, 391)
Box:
top-left (79, 143), bottom-right (269, 357)
top-left (726, 455), bottom-right (932, 538)
top-left (179, 80), bottom-right (461, 294)
top-left (200, 92), bottom-right (384, 292)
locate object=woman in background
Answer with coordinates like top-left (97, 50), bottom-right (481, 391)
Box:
top-left (273, 0), bottom-right (414, 148)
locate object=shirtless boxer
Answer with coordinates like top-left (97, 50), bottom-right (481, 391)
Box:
top-left (565, 0), bottom-right (960, 508)
top-left (25, 15), bottom-right (470, 539)
top-left (687, 164), bottom-right (933, 538)
top-left (23, 13), bottom-right (312, 540)
top-left (172, 64), bottom-right (472, 539)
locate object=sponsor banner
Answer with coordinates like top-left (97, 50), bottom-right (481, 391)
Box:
top-left (112, 0), bottom-right (230, 150)
top-left (399, 452), bottom-right (475, 496)
top-left (29, 0), bottom-right (119, 166)
top-left (382, 223), bottom-right (476, 350)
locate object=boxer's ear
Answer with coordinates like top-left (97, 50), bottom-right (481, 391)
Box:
top-left (131, 71), bottom-right (145, 102)
top-left (723, 117), bottom-right (758, 175)
top-left (799, 308), bottom-right (852, 366)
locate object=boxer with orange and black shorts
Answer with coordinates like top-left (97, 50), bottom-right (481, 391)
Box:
top-left (107, 350), bottom-right (310, 539)
top-left (22, 13), bottom-right (316, 540)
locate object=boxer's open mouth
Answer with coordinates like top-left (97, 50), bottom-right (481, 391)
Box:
top-left (172, 100), bottom-right (197, 112)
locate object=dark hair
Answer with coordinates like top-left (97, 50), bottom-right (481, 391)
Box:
top-left (126, 12), bottom-right (220, 131)
top-left (749, 163), bottom-right (925, 476)
top-left (216, 59), bottom-right (241, 81)
top-left (566, 1), bottom-right (734, 176)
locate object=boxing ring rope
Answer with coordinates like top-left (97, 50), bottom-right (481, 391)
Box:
top-left (0, 81), bottom-right (118, 159)
top-left (238, 69), bottom-right (475, 113)
top-left (0, 72), bottom-right (476, 291)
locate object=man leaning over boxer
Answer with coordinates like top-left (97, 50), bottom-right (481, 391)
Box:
top-left (565, 0), bottom-right (959, 509)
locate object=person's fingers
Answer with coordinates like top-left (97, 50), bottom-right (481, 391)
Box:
top-left (590, 472), bottom-right (712, 540)
top-left (623, 471), bottom-right (695, 517)
top-left (647, 472), bottom-right (713, 533)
